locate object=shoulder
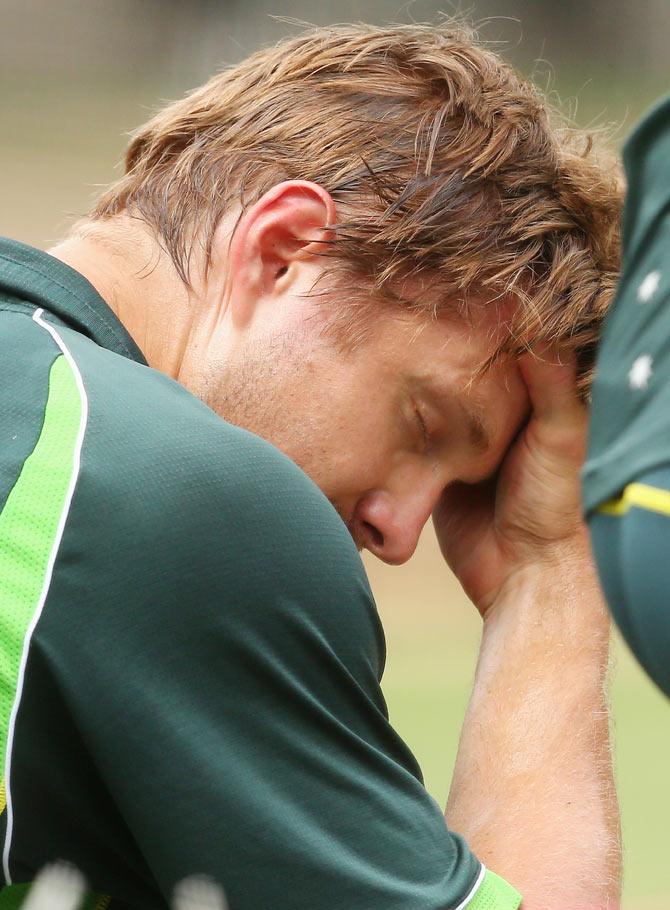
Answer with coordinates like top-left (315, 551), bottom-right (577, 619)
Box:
top-left (1, 303), bottom-right (64, 365)
top-left (52, 320), bottom-right (380, 663)
top-left (64, 318), bottom-right (354, 557)
top-left (622, 95), bottom-right (670, 260)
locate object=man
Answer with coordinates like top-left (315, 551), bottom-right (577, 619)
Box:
top-left (585, 95), bottom-right (670, 697)
top-left (0, 22), bottom-right (621, 910)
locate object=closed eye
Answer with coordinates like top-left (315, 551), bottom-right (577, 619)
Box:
top-left (413, 403), bottom-right (430, 452)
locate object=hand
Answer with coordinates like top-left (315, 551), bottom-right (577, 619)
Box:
top-left (433, 349), bottom-right (589, 615)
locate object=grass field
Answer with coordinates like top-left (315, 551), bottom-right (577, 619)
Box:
top-left (367, 531), bottom-right (670, 909)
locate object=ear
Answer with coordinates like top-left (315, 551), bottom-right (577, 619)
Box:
top-left (221, 180), bottom-right (336, 328)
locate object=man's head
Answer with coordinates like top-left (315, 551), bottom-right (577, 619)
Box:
top-left (81, 22), bottom-right (621, 563)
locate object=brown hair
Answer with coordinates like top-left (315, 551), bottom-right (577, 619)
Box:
top-left (92, 21), bottom-right (621, 391)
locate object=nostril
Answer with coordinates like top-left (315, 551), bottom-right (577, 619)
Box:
top-left (361, 521), bottom-right (384, 551)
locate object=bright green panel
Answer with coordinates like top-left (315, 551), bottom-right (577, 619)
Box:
top-left (468, 870), bottom-right (522, 910)
top-left (0, 353), bottom-right (82, 780)
top-left (0, 882), bottom-right (109, 909)
top-left (0, 882), bottom-right (27, 909)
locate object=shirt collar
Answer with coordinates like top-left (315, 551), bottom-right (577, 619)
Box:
top-left (0, 236), bottom-right (147, 365)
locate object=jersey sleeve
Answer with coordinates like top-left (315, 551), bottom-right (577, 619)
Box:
top-left (46, 373), bottom-right (520, 910)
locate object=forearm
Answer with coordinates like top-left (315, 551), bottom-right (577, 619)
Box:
top-left (445, 546), bottom-right (621, 910)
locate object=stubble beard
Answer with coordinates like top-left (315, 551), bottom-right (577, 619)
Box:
top-left (200, 348), bottom-right (354, 539)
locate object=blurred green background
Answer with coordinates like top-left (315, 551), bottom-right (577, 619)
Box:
top-left (1, 1), bottom-right (669, 905)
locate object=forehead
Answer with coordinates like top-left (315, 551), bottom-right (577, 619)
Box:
top-left (378, 302), bottom-right (510, 378)
top-left (380, 306), bottom-right (527, 444)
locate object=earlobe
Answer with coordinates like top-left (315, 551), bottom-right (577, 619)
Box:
top-left (222, 180), bottom-right (336, 328)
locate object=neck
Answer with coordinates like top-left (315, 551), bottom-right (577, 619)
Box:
top-left (48, 217), bottom-right (196, 378)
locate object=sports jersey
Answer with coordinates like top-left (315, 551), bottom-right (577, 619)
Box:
top-left (0, 238), bottom-right (520, 909)
top-left (584, 95), bottom-right (670, 511)
top-left (584, 96), bottom-right (670, 697)
top-left (589, 468), bottom-right (670, 696)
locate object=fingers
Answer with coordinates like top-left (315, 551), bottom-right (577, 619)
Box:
top-left (518, 345), bottom-right (588, 471)
top-left (518, 345), bottom-right (585, 426)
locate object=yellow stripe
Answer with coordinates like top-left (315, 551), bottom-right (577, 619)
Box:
top-left (94, 896), bottom-right (111, 910)
top-left (0, 781), bottom-right (5, 815)
top-left (599, 482), bottom-right (670, 518)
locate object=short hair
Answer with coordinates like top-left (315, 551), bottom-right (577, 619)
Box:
top-left (92, 21), bottom-right (621, 392)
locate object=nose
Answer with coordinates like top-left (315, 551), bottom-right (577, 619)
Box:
top-left (352, 487), bottom-right (440, 565)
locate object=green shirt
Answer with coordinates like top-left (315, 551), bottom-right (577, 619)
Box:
top-left (584, 95), bottom-right (670, 512)
top-left (0, 238), bottom-right (519, 909)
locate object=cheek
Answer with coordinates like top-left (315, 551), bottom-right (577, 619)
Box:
top-left (333, 420), bottom-right (392, 478)
top-left (316, 406), bottom-right (399, 499)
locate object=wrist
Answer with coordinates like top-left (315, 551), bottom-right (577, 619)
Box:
top-left (483, 541), bottom-right (611, 647)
